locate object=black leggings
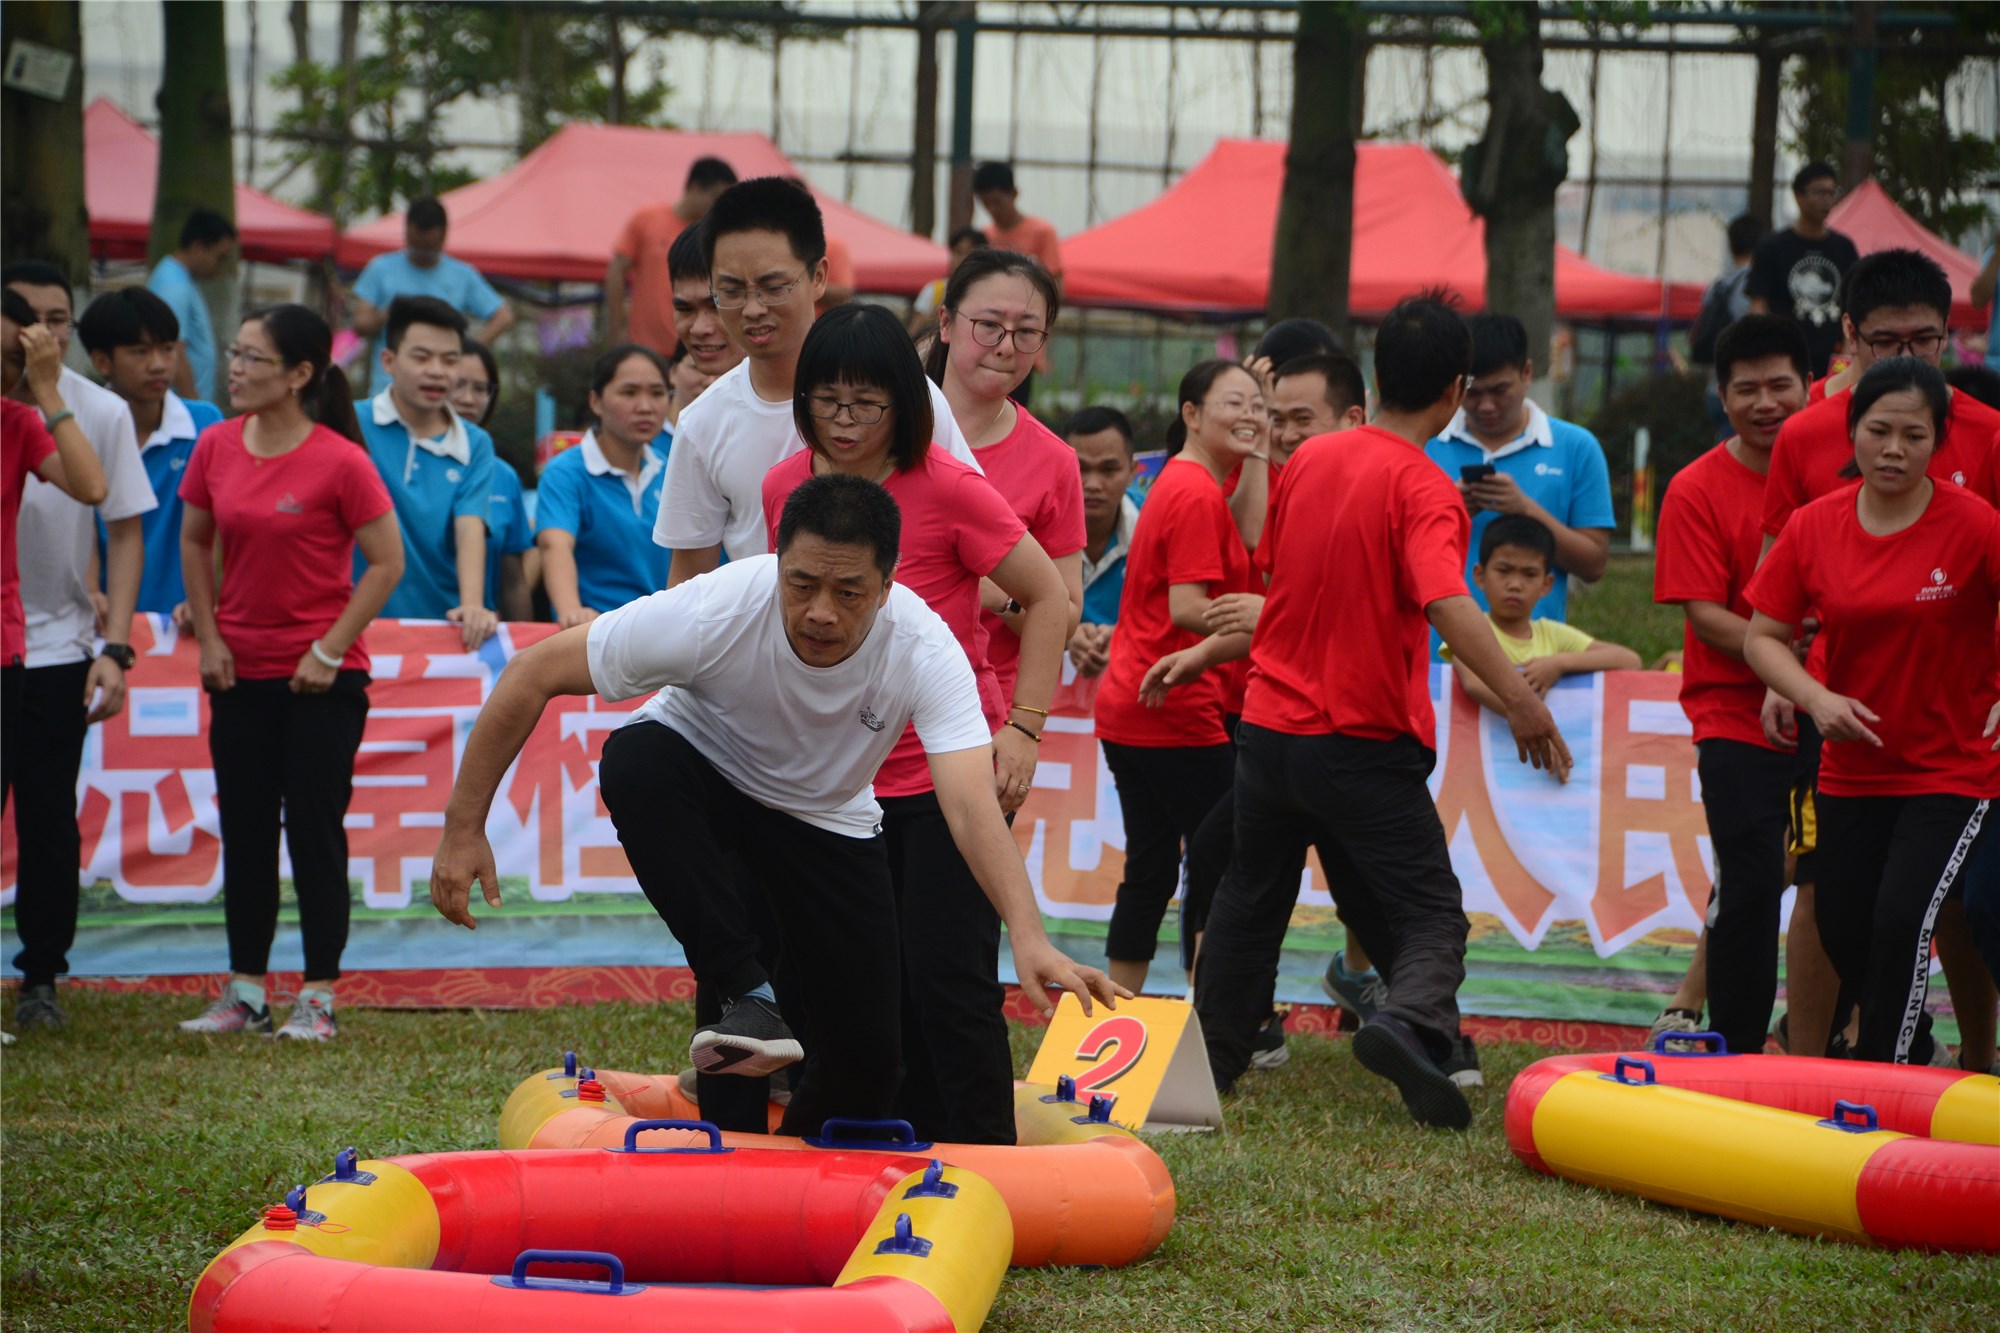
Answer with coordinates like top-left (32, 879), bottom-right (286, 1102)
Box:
top-left (1696, 740), bottom-right (1795, 1058)
top-left (7, 660), bottom-right (91, 988)
top-left (1102, 740), bottom-right (1235, 964)
top-left (207, 673), bottom-right (370, 983)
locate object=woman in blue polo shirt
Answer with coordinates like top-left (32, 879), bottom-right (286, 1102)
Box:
top-left (452, 339), bottom-right (536, 621)
top-left (534, 344), bottom-right (671, 625)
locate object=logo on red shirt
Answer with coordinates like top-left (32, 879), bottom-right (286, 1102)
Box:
top-left (1916, 567), bottom-right (1956, 602)
top-left (275, 492), bottom-right (303, 515)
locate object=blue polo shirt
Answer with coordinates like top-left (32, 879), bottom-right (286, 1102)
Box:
top-left (356, 390), bottom-right (497, 619)
top-left (147, 256), bottom-right (218, 402)
top-left (532, 431), bottom-right (669, 616)
top-left (98, 392), bottom-right (223, 613)
top-left (484, 462), bottom-right (534, 609)
top-left (1424, 400), bottom-right (1614, 625)
top-left (1080, 491), bottom-right (1143, 625)
top-left (352, 249), bottom-right (504, 371)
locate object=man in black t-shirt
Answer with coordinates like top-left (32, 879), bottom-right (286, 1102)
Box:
top-left (1747, 162), bottom-right (1860, 378)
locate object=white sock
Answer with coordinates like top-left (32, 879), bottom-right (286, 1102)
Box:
top-left (300, 986), bottom-right (335, 1011)
top-left (230, 979), bottom-right (267, 1012)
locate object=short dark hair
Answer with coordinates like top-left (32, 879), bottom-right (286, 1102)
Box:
top-left (1792, 162), bottom-right (1838, 194)
top-left (1840, 248), bottom-right (1952, 329)
top-left (948, 227), bottom-right (989, 250)
top-left (776, 473), bottom-right (902, 578)
top-left (702, 176), bottom-right (826, 272)
top-left (2, 260), bottom-right (72, 303)
top-left (1063, 405), bottom-right (1135, 448)
top-left (793, 303), bottom-right (935, 473)
top-left (461, 337), bottom-right (501, 426)
top-left (1479, 513), bottom-right (1557, 568)
top-left (668, 221), bottom-right (709, 285)
top-left (1944, 363), bottom-right (2000, 411)
top-left (591, 342), bottom-right (671, 398)
top-left (1712, 314), bottom-right (1809, 392)
top-left (1, 288), bottom-right (35, 327)
top-left (1847, 355), bottom-right (1948, 442)
top-left (406, 197), bottom-right (448, 232)
top-left (1255, 317), bottom-right (1343, 367)
top-left (178, 207), bottom-right (238, 249)
top-left (1468, 313), bottom-right (1530, 378)
top-left (972, 161), bottom-right (1016, 194)
top-left (1274, 352), bottom-right (1366, 416)
top-left (77, 287), bottom-right (181, 354)
top-left (384, 294), bottom-right (467, 352)
top-left (1725, 212), bottom-right (1765, 259)
top-left (1374, 291), bottom-right (1472, 414)
top-left (685, 156), bottom-right (738, 191)
top-left (923, 247), bottom-right (1061, 383)
top-left (1164, 358), bottom-right (1257, 456)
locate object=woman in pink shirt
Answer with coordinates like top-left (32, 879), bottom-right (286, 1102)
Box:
top-left (177, 305), bottom-right (403, 1043)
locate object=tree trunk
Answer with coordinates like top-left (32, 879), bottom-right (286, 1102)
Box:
top-left (910, 1), bottom-right (943, 237)
top-left (1266, 2), bottom-right (1359, 340)
top-left (152, 0), bottom-right (238, 374)
top-left (1842, 0), bottom-right (1879, 189)
top-left (605, 11), bottom-right (628, 125)
top-left (1749, 45), bottom-right (1781, 229)
top-left (1464, 15), bottom-right (1579, 383)
top-left (0, 1), bottom-right (88, 283)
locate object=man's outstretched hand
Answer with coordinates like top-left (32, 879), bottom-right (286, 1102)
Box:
top-left (430, 822), bottom-right (502, 929)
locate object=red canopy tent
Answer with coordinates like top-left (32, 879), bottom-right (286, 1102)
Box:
top-left (85, 99), bottom-right (337, 264)
top-left (1063, 139), bottom-right (1702, 321)
top-left (1828, 179), bottom-right (1984, 330)
top-left (336, 123), bottom-right (949, 294)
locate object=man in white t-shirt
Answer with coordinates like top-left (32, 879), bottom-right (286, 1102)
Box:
top-left (3, 263), bottom-right (158, 1031)
top-left (655, 178), bottom-right (976, 584)
top-left (433, 475), bottom-right (1120, 1134)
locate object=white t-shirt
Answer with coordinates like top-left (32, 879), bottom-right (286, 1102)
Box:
top-left (653, 360), bottom-right (979, 560)
top-left (18, 367), bottom-right (157, 666)
top-left (587, 555), bottom-right (993, 838)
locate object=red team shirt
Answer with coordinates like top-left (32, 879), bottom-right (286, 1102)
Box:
top-left (762, 446), bottom-right (1024, 797)
top-left (1763, 388), bottom-right (2000, 538)
top-left (1243, 426), bottom-right (1470, 744)
top-left (1745, 483), bottom-right (2000, 799)
top-left (1095, 457), bottom-right (1253, 748)
top-left (178, 419), bottom-right (393, 679)
top-left (970, 407), bottom-right (1087, 703)
top-left (1654, 442), bottom-right (1783, 751)
top-left (2, 400), bottom-right (58, 663)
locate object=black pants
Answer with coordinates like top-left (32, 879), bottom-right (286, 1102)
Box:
top-left (880, 791), bottom-right (1015, 1145)
top-left (7, 660), bottom-right (91, 988)
top-left (208, 673), bottom-right (369, 982)
top-left (1964, 813), bottom-right (2000, 990)
top-left (1197, 725), bottom-right (1466, 1086)
top-left (1697, 740), bottom-right (1796, 1057)
top-left (1815, 792), bottom-right (1992, 1064)
top-left (1102, 739), bottom-right (1235, 963)
top-left (687, 865), bottom-right (782, 1134)
top-left (599, 721), bottom-right (901, 1137)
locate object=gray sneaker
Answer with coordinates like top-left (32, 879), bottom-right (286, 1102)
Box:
top-left (14, 983), bottom-right (65, 1032)
top-left (1648, 1007), bottom-right (1705, 1054)
top-left (180, 992), bottom-right (273, 1035)
top-left (690, 994), bottom-right (802, 1076)
top-left (273, 992), bottom-right (338, 1042)
top-left (1319, 950), bottom-right (1386, 1024)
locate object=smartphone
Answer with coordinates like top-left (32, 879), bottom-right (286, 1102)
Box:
top-left (1459, 463), bottom-right (1497, 483)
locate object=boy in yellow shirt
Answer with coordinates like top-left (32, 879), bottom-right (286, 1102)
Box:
top-left (1448, 514), bottom-right (1640, 709)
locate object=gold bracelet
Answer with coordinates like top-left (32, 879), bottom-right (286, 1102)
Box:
top-left (1009, 702), bottom-right (1050, 717)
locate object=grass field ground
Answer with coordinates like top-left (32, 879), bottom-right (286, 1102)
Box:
top-left (4, 990), bottom-right (1994, 1332)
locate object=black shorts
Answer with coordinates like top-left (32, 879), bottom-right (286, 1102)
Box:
top-left (1786, 715), bottom-right (1822, 885)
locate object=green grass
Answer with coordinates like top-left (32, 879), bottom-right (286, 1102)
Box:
top-left (5, 992), bottom-right (1994, 1331)
top-left (1567, 553), bottom-right (1684, 665)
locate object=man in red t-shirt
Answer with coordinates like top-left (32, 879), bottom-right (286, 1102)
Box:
top-left (1147, 296), bottom-right (1570, 1129)
top-left (1653, 315), bottom-right (1813, 1058)
top-left (606, 157), bottom-right (738, 357)
top-left (972, 162), bottom-right (1062, 407)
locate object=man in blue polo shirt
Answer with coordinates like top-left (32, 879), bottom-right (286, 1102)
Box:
top-left (1424, 314), bottom-right (1612, 642)
top-left (357, 295), bottom-right (499, 648)
top-left (76, 287), bottom-right (224, 615)
top-left (350, 197), bottom-right (514, 383)
top-left (147, 207), bottom-right (236, 403)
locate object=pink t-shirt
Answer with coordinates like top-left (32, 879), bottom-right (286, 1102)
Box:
top-left (971, 406), bottom-right (1087, 702)
top-left (179, 418), bottom-right (394, 680)
top-left (3, 400), bottom-right (58, 665)
top-left (764, 447), bottom-right (1025, 797)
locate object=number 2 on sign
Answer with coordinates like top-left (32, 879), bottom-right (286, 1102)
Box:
top-left (1073, 1014), bottom-right (1149, 1095)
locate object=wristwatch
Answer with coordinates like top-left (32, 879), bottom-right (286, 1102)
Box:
top-left (98, 642), bottom-right (136, 670)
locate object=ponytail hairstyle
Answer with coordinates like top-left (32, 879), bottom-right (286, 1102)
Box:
top-left (247, 303), bottom-right (362, 444)
top-left (922, 247), bottom-right (1061, 385)
top-left (1163, 358), bottom-right (1247, 457)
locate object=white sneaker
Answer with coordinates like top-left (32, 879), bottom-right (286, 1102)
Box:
top-left (273, 992), bottom-right (338, 1042)
top-left (180, 993), bottom-right (273, 1035)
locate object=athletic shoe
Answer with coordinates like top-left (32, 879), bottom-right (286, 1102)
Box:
top-left (1926, 1038), bottom-right (1957, 1068)
top-left (1648, 1006), bottom-right (1705, 1053)
top-left (1770, 1011), bottom-right (1851, 1060)
top-left (13, 983), bottom-right (66, 1032)
top-left (1352, 1014), bottom-right (1472, 1131)
top-left (689, 994), bottom-right (802, 1077)
top-left (1319, 950), bottom-right (1386, 1025)
top-left (1248, 1009), bottom-right (1290, 1070)
top-left (677, 1063), bottom-right (795, 1107)
top-left (1440, 1033), bottom-right (1484, 1090)
top-left (179, 992), bottom-right (272, 1035)
top-left (273, 992), bottom-right (338, 1042)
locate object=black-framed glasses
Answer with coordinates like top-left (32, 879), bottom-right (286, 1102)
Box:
top-left (1857, 330), bottom-right (1945, 358)
top-left (950, 309), bottom-right (1048, 354)
top-left (710, 269), bottom-right (809, 310)
top-left (802, 394), bottom-right (888, 424)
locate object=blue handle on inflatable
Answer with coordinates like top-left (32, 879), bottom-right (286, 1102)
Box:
top-left (1039, 1074), bottom-right (1080, 1105)
top-left (1817, 1100), bottom-right (1881, 1134)
top-left (872, 1213), bottom-right (934, 1258)
top-left (1073, 1092), bottom-right (1118, 1125)
top-left (317, 1146), bottom-right (376, 1187)
top-left (546, 1050), bottom-right (580, 1080)
top-left (1602, 1056), bottom-right (1658, 1086)
top-left (904, 1158), bottom-right (959, 1199)
top-left (1649, 1030), bottom-right (1731, 1057)
top-left (807, 1118), bottom-right (935, 1151)
top-left (615, 1118), bottom-right (729, 1154)
top-left (495, 1249), bottom-right (641, 1296)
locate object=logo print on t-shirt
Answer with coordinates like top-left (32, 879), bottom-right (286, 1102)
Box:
top-left (446, 467), bottom-right (462, 483)
top-left (1951, 470), bottom-right (1967, 486)
top-left (1787, 254), bottom-right (1844, 328)
top-left (858, 705), bottom-right (886, 732)
top-left (275, 492), bottom-right (303, 515)
top-left (1916, 567), bottom-right (1956, 602)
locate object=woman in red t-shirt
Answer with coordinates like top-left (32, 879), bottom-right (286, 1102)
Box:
top-left (924, 248), bottom-right (1085, 706)
top-left (176, 305), bottom-right (403, 1043)
top-left (1745, 357), bottom-right (2000, 1066)
top-left (761, 303), bottom-right (1079, 1145)
top-left (1094, 359), bottom-right (1263, 995)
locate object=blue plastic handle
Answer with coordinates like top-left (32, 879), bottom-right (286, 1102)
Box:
top-left (1604, 1056), bottom-right (1658, 1086)
top-left (546, 1051), bottom-right (580, 1080)
top-left (807, 1118), bottom-right (933, 1151)
top-left (903, 1159), bottom-right (958, 1200)
top-left (500, 1249), bottom-right (636, 1296)
top-left (1818, 1099), bottom-right (1881, 1134)
top-left (618, 1118), bottom-right (727, 1153)
top-left (1649, 1030), bottom-right (1731, 1056)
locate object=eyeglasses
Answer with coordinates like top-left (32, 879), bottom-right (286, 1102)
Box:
top-left (452, 380), bottom-right (494, 400)
top-left (1857, 331), bottom-right (1945, 358)
top-left (802, 394), bottom-right (888, 424)
top-left (710, 269), bottom-right (809, 310)
top-left (225, 345), bottom-right (284, 370)
top-left (951, 310), bottom-right (1048, 355)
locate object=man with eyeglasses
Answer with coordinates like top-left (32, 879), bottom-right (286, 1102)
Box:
top-left (1747, 163), bottom-right (1860, 379)
top-left (654, 177), bottom-right (977, 588)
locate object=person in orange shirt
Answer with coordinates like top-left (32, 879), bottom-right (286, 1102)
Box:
top-left (606, 157), bottom-right (738, 356)
top-left (973, 162), bottom-right (1062, 407)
